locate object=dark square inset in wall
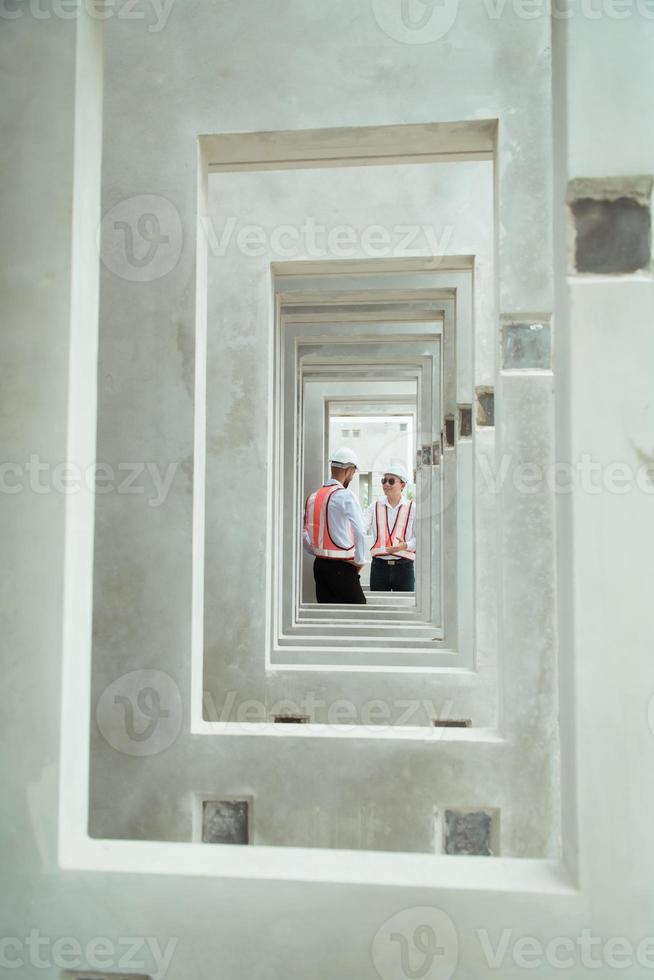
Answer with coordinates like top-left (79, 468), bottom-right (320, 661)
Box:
top-left (476, 387), bottom-right (494, 427)
top-left (444, 416), bottom-right (455, 448)
top-left (458, 406), bottom-right (472, 439)
top-left (443, 808), bottom-right (496, 856)
top-left (571, 196), bottom-right (651, 274)
top-left (202, 799), bottom-right (249, 844)
top-left (502, 320), bottom-right (551, 370)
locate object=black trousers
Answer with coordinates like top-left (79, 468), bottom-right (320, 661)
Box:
top-left (370, 557), bottom-right (415, 592)
top-left (313, 558), bottom-right (367, 604)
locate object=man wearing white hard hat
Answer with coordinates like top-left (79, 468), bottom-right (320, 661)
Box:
top-left (364, 463), bottom-right (416, 592)
top-left (303, 447), bottom-right (367, 604)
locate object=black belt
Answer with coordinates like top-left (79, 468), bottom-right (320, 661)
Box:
top-left (372, 556), bottom-right (413, 566)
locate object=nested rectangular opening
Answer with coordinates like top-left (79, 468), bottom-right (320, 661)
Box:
top-left (200, 154), bottom-right (490, 686)
top-left (327, 406), bottom-right (416, 594)
top-left (75, 104), bottom-right (558, 869)
top-left (269, 264), bottom-right (474, 670)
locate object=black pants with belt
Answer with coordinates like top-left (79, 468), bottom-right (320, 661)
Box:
top-left (313, 558), bottom-right (367, 604)
top-left (370, 556), bottom-right (415, 592)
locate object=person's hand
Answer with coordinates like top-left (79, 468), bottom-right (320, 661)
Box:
top-left (354, 562), bottom-right (364, 573)
top-left (387, 541), bottom-right (406, 554)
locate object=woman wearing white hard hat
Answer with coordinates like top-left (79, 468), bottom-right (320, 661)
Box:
top-left (303, 447), bottom-right (367, 604)
top-left (364, 464), bottom-right (416, 592)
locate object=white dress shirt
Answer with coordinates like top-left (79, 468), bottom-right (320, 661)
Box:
top-left (364, 495), bottom-right (416, 560)
top-left (303, 479), bottom-right (367, 565)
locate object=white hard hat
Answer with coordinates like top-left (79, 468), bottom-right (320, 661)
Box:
top-left (385, 463), bottom-right (409, 484)
top-left (330, 446), bottom-right (359, 469)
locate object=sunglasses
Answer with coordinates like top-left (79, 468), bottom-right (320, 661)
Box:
top-left (381, 477), bottom-right (397, 486)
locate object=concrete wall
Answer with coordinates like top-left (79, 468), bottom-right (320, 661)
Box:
top-left (553, 0), bottom-right (654, 944)
top-left (2, 2), bottom-right (653, 978)
top-left (88, 0), bottom-right (559, 857)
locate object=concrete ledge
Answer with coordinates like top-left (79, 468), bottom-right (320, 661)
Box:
top-left (60, 834), bottom-right (578, 894)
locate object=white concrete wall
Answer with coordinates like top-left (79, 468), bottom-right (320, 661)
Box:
top-left (1, 7), bottom-right (76, 886)
top-left (553, 0), bottom-right (654, 951)
top-left (3, 2), bottom-right (653, 978)
top-left (88, 0), bottom-right (559, 857)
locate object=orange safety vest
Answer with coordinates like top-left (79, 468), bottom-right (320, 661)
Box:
top-left (304, 484), bottom-right (356, 560)
top-left (370, 500), bottom-right (415, 561)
